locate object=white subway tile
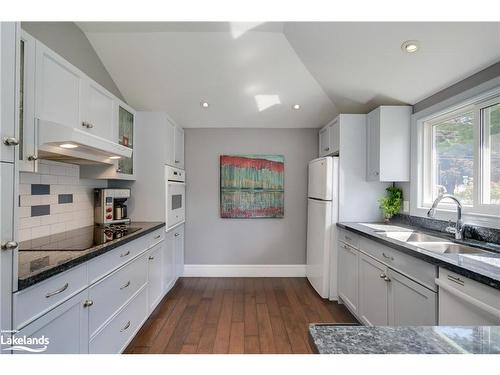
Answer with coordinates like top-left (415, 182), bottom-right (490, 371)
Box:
top-left (41, 195), bottom-right (58, 205)
top-left (58, 175), bottom-right (79, 185)
top-left (50, 223), bottom-right (66, 235)
top-left (31, 225), bottom-right (51, 239)
top-left (18, 206), bottom-right (31, 218)
top-left (38, 162), bottom-right (51, 175)
top-left (19, 195), bottom-right (41, 207)
top-left (19, 172), bottom-right (40, 184)
top-left (19, 228), bottom-right (32, 242)
top-left (40, 174), bottom-right (58, 184)
top-left (19, 216), bottom-right (41, 229)
top-left (40, 214), bottom-right (58, 225)
top-left (19, 184), bottom-right (31, 195)
top-left (50, 164), bottom-right (67, 176)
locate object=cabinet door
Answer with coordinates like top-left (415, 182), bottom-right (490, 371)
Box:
top-left (147, 243), bottom-right (163, 312)
top-left (35, 41), bottom-right (83, 130)
top-left (174, 126), bottom-right (184, 168)
top-left (0, 23), bottom-right (18, 163)
top-left (0, 162), bottom-right (15, 338)
top-left (358, 252), bottom-right (388, 326)
top-left (319, 125), bottom-right (331, 157)
top-left (388, 269), bottom-right (437, 326)
top-left (116, 104), bottom-right (135, 177)
top-left (166, 120), bottom-right (175, 166)
top-left (173, 225), bottom-right (184, 279)
top-left (366, 108), bottom-right (380, 181)
top-left (19, 30), bottom-right (38, 172)
top-left (329, 120), bottom-right (340, 155)
top-left (14, 290), bottom-right (89, 354)
top-left (82, 79), bottom-right (114, 140)
top-left (162, 232), bottom-right (176, 294)
top-left (338, 242), bottom-right (359, 314)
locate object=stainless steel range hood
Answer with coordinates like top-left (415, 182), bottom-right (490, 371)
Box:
top-left (37, 120), bottom-right (132, 165)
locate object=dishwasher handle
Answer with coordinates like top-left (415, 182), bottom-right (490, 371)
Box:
top-left (435, 278), bottom-right (500, 320)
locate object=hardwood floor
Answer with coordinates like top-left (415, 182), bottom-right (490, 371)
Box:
top-left (124, 277), bottom-right (356, 354)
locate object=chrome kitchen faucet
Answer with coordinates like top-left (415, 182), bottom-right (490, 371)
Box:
top-left (427, 194), bottom-right (464, 240)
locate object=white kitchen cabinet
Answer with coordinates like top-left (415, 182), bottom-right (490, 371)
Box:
top-left (35, 40), bottom-right (84, 131)
top-left (337, 241), bottom-right (359, 315)
top-left (0, 23), bottom-right (18, 163)
top-left (366, 105), bottom-right (411, 182)
top-left (14, 290), bottom-right (90, 354)
top-left (173, 225), bottom-right (185, 279)
top-left (147, 242), bottom-right (163, 312)
top-left (162, 231), bottom-right (176, 294)
top-left (318, 119), bottom-right (340, 157)
top-left (388, 268), bottom-right (437, 325)
top-left (81, 78), bottom-right (115, 140)
top-left (18, 30), bottom-right (37, 172)
top-left (174, 126), bottom-right (184, 169)
top-left (358, 252), bottom-right (389, 326)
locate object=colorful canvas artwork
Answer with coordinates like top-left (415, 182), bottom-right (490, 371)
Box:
top-left (220, 154), bottom-right (284, 218)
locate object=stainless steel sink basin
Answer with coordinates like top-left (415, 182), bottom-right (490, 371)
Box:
top-left (409, 242), bottom-right (486, 254)
top-left (379, 231), bottom-right (445, 243)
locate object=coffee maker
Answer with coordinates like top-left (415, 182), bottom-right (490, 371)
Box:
top-left (94, 188), bottom-right (131, 225)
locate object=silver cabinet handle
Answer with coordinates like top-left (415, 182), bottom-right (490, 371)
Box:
top-left (174, 160), bottom-right (180, 164)
top-left (379, 273), bottom-right (386, 279)
top-left (45, 283), bottom-right (69, 298)
top-left (384, 276), bottom-right (391, 282)
top-left (149, 256), bottom-right (155, 260)
top-left (83, 300), bottom-right (94, 308)
top-left (324, 147), bottom-right (329, 151)
top-left (174, 233), bottom-right (180, 237)
top-left (120, 281), bottom-right (131, 290)
top-left (382, 252), bottom-right (394, 261)
top-left (154, 234), bottom-right (161, 239)
top-left (120, 250), bottom-right (130, 258)
top-left (3, 137), bottom-right (19, 146)
top-left (82, 122), bottom-right (94, 129)
top-left (87, 123), bottom-right (94, 129)
top-left (82, 122), bottom-right (88, 128)
top-left (1, 241), bottom-right (18, 250)
top-left (27, 155), bottom-right (38, 161)
top-left (120, 321), bottom-right (131, 332)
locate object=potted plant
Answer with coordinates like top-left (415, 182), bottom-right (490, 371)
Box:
top-left (378, 186), bottom-right (403, 223)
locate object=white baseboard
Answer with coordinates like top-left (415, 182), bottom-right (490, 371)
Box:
top-left (183, 264), bottom-right (306, 277)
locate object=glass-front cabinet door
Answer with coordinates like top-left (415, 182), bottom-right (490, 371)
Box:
top-left (117, 104), bottom-right (134, 176)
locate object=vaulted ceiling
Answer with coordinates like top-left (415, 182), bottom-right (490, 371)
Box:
top-left (77, 22), bottom-right (500, 128)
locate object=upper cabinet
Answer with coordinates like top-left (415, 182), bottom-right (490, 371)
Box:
top-left (366, 106), bottom-right (411, 182)
top-left (81, 79), bottom-right (115, 140)
top-left (319, 119), bottom-right (340, 157)
top-left (34, 41), bottom-right (84, 131)
top-left (166, 117), bottom-right (184, 169)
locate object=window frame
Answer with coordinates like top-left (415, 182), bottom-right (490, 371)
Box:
top-left (411, 81), bottom-right (500, 227)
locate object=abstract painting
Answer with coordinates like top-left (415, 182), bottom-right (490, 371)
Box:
top-left (220, 154), bottom-right (284, 218)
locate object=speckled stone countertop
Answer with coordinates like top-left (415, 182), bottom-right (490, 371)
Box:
top-left (337, 222), bottom-right (500, 290)
top-left (17, 222), bottom-right (165, 290)
top-left (309, 325), bottom-right (500, 354)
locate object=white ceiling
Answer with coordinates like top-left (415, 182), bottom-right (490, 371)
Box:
top-left (78, 22), bottom-right (500, 128)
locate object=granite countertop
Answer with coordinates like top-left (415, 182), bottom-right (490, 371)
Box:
top-left (309, 324), bottom-right (500, 354)
top-left (337, 222), bottom-right (500, 290)
top-left (17, 222), bottom-right (165, 291)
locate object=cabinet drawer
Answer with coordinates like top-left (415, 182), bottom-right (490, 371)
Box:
top-left (14, 264), bottom-right (87, 329)
top-left (149, 227), bottom-right (165, 248)
top-left (89, 285), bottom-right (148, 354)
top-left (338, 229), bottom-right (360, 248)
top-left (359, 237), bottom-right (437, 291)
top-left (87, 236), bottom-right (149, 284)
top-left (88, 253), bottom-right (148, 337)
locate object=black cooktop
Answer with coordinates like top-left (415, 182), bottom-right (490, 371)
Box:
top-left (19, 225), bottom-right (142, 251)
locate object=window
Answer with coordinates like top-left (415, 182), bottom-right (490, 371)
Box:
top-left (421, 94), bottom-right (500, 216)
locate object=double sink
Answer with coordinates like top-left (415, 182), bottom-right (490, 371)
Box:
top-left (360, 223), bottom-right (492, 255)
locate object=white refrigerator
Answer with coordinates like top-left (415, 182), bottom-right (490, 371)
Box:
top-left (306, 157), bottom-right (339, 300)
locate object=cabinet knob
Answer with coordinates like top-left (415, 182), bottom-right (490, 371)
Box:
top-left (324, 147), bottom-right (330, 151)
top-left (87, 123), bottom-right (94, 129)
top-left (3, 137), bottom-right (19, 146)
top-left (149, 256), bottom-right (155, 260)
top-left (174, 160), bottom-right (180, 164)
top-left (379, 273), bottom-right (386, 279)
top-left (1, 241), bottom-right (18, 250)
top-left (83, 300), bottom-right (94, 308)
top-left (27, 155), bottom-right (38, 161)
top-left (174, 233), bottom-right (180, 237)
top-left (375, 171), bottom-right (380, 176)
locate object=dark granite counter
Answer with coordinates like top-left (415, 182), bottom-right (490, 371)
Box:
top-left (17, 222), bottom-right (165, 290)
top-left (309, 324), bottom-right (500, 354)
top-left (337, 222), bottom-right (500, 290)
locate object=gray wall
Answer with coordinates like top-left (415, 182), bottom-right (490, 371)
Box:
top-left (185, 128), bottom-right (317, 265)
top-left (21, 22), bottom-right (124, 101)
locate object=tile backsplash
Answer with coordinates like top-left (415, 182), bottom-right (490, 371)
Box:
top-left (19, 160), bottom-right (107, 241)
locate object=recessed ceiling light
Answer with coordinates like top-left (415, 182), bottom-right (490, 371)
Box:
top-left (59, 143), bottom-right (78, 149)
top-left (401, 40), bottom-right (420, 53)
top-left (109, 156), bottom-right (121, 160)
top-left (292, 104), bottom-right (301, 110)
top-left (201, 101), bottom-right (209, 108)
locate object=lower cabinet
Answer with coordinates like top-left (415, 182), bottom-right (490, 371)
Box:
top-left (338, 235), bottom-right (438, 326)
top-left (163, 232), bottom-right (176, 294)
top-left (173, 224), bottom-right (185, 279)
top-left (338, 242), bottom-right (359, 315)
top-left (14, 290), bottom-right (90, 354)
top-left (147, 242), bottom-right (163, 313)
top-left (358, 252), bottom-right (389, 326)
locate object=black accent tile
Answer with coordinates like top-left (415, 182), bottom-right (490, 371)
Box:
top-left (31, 205), bottom-right (50, 217)
top-left (58, 194), bottom-right (73, 204)
top-left (31, 184), bottom-right (50, 195)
